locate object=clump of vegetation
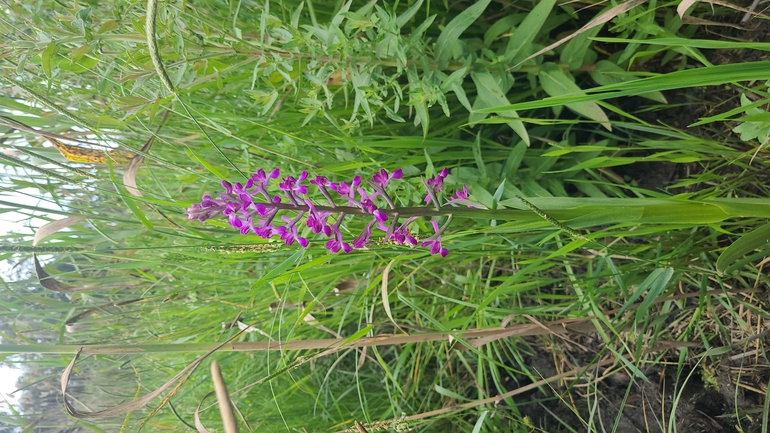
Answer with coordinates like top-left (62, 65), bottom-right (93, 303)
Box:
top-left (1, 0), bottom-right (770, 432)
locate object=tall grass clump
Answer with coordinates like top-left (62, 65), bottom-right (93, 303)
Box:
top-left (1, 0), bottom-right (769, 432)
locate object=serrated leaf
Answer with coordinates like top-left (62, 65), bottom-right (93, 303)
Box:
top-left (539, 63), bottom-right (611, 131)
top-left (434, 0), bottom-right (491, 70)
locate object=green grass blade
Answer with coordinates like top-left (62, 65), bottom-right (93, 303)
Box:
top-left (716, 221), bottom-right (770, 275)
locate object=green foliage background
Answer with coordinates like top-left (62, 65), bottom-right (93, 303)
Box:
top-left (1, 0), bottom-right (770, 432)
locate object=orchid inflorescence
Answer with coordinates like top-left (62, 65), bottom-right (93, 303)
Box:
top-left (186, 167), bottom-right (469, 257)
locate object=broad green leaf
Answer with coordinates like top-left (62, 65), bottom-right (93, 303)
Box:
top-left (503, 0), bottom-right (556, 65)
top-left (732, 94), bottom-right (770, 143)
top-left (395, 0), bottom-right (423, 28)
top-left (589, 60), bottom-right (667, 103)
top-left (560, 26), bottom-right (601, 69)
top-left (450, 82), bottom-right (473, 112)
top-left (538, 63), bottom-right (611, 131)
top-left (434, 0), bottom-right (491, 70)
top-left (41, 41), bottom-right (58, 79)
top-left (483, 14), bottom-right (522, 47)
top-left (470, 71), bottom-right (529, 145)
top-left (70, 44), bottom-right (90, 64)
top-left (716, 221), bottom-right (770, 274)
top-left (96, 20), bottom-right (119, 34)
top-left (513, 0), bottom-right (646, 69)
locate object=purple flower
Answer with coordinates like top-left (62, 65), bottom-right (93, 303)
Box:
top-left (325, 225), bottom-right (352, 253)
top-left (304, 199), bottom-right (331, 235)
top-left (239, 193), bottom-right (254, 209)
top-left (278, 171), bottom-right (307, 205)
top-left (279, 171), bottom-right (309, 197)
top-left (356, 188), bottom-right (388, 222)
top-left (392, 226), bottom-right (417, 246)
top-left (221, 180), bottom-right (234, 195)
top-left (372, 168), bottom-right (403, 189)
top-left (424, 167), bottom-right (449, 203)
top-left (330, 176), bottom-right (362, 202)
top-left (238, 216), bottom-right (255, 235)
top-left (232, 182), bottom-right (247, 195)
top-left (352, 223), bottom-right (373, 249)
top-left (254, 222), bottom-right (277, 239)
top-left (310, 175), bottom-right (329, 187)
top-left (275, 217), bottom-right (309, 247)
top-left (228, 213), bottom-right (243, 229)
top-left (422, 220), bottom-right (449, 257)
top-left (222, 201), bottom-right (239, 216)
top-left (249, 168), bottom-right (280, 189)
top-left (452, 185), bottom-right (469, 200)
top-left (186, 194), bottom-right (229, 221)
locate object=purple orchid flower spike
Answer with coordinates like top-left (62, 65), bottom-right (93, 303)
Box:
top-left (187, 166), bottom-right (456, 257)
